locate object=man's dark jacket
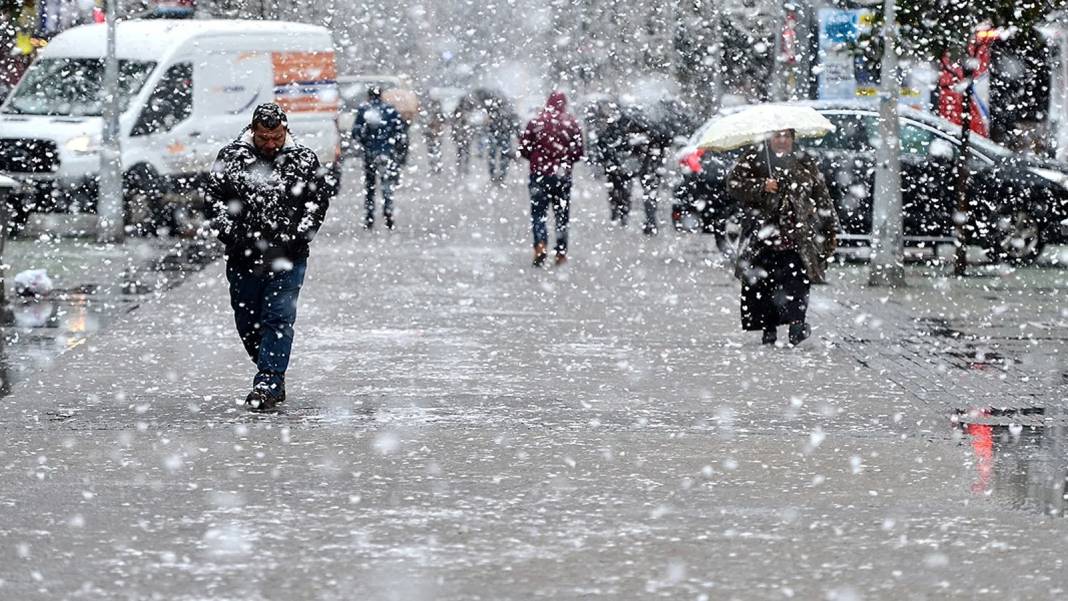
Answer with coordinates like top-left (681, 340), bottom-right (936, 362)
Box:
top-left (205, 129), bottom-right (330, 266)
top-left (592, 106), bottom-right (670, 181)
top-left (352, 97), bottom-right (408, 161)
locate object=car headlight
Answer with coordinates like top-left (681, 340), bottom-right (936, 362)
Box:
top-left (1028, 166), bottom-right (1068, 192)
top-left (64, 134), bottom-right (100, 154)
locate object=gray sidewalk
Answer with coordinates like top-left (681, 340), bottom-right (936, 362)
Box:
top-left (0, 165), bottom-right (1066, 600)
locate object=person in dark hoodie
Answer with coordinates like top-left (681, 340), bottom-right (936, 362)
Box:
top-left (518, 91), bottom-right (585, 267)
top-left (206, 103), bottom-right (331, 411)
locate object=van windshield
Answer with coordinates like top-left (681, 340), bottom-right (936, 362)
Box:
top-left (3, 58), bottom-right (156, 117)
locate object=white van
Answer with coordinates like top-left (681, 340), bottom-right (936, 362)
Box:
top-left (0, 19), bottom-right (340, 232)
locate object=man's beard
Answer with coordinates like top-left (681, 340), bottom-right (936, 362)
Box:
top-left (255, 146), bottom-right (279, 159)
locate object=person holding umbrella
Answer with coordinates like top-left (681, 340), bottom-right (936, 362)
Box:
top-left (705, 105), bottom-right (839, 346)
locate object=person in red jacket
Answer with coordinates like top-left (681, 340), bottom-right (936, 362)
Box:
top-left (519, 91), bottom-right (585, 267)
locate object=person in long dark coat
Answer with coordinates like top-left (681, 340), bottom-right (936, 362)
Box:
top-left (726, 130), bottom-right (838, 346)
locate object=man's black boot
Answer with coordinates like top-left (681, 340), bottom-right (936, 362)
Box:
top-left (245, 383), bottom-right (271, 411)
top-left (789, 321), bottom-right (810, 346)
top-left (384, 213), bottom-right (395, 230)
top-left (245, 381), bottom-right (284, 412)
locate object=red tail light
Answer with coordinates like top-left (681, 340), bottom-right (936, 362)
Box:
top-left (681, 148), bottom-right (705, 173)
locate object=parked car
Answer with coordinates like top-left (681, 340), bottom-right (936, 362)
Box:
top-left (672, 100), bottom-right (1068, 265)
top-left (0, 19), bottom-right (342, 235)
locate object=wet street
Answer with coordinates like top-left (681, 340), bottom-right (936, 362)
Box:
top-left (1, 160), bottom-right (1067, 600)
top-left (0, 237), bottom-right (217, 393)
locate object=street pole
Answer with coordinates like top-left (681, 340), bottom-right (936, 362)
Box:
top-left (868, 0), bottom-right (905, 287)
top-left (97, 0), bottom-right (124, 243)
top-left (953, 65), bottom-right (976, 277)
top-left (709, 6), bottom-right (724, 114)
top-left (769, 0), bottom-right (788, 101)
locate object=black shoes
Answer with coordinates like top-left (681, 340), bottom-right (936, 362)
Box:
top-left (789, 322), bottom-right (811, 346)
top-left (366, 214), bottom-right (394, 230)
top-left (762, 327), bottom-right (777, 345)
top-left (245, 381), bottom-right (285, 413)
top-left (762, 323), bottom-right (810, 346)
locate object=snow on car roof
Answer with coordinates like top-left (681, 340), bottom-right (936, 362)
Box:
top-left (40, 19), bottom-right (331, 61)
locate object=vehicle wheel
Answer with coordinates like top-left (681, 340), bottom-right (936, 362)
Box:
top-left (986, 208), bottom-right (1045, 266)
top-left (715, 211), bottom-right (744, 261)
top-left (123, 165), bottom-right (167, 237)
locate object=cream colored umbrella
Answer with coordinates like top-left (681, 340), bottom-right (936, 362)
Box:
top-left (697, 104), bottom-right (836, 152)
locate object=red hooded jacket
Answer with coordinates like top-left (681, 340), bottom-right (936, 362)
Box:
top-left (519, 92), bottom-right (585, 177)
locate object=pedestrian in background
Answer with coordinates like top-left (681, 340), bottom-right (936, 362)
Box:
top-left (206, 103), bottom-right (330, 411)
top-left (452, 99), bottom-right (475, 176)
top-left (591, 102), bottom-right (637, 227)
top-left (486, 96), bottom-right (519, 185)
top-left (352, 86), bottom-right (408, 230)
top-left (589, 102), bottom-right (671, 235)
top-left (423, 98), bottom-right (447, 174)
top-left (726, 129), bottom-right (838, 346)
top-left (632, 111), bottom-right (672, 237)
top-left (518, 91), bottom-right (585, 267)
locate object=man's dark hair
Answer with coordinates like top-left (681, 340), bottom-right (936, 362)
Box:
top-left (252, 103), bottom-right (288, 129)
top-left (367, 86), bottom-right (382, 100)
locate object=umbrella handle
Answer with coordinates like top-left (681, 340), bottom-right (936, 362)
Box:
top-left (765, 144), bottom-right (772, 179)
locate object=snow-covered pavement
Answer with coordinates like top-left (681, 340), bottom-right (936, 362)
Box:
top-left (1, 162), bottom-right (1066, 599)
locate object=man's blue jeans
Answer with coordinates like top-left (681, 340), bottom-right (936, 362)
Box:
top-left (529, 174), bottom-right (572, 254)
top-left (225, 259), bottom-right (307, 388)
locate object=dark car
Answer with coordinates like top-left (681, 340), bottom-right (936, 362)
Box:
top-left (672, 101), bottom-right (1068, 265)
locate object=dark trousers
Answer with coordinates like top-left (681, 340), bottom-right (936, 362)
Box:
top-left (226, 259), bottom-right (308, 387)
top-left (488, 138), bottom-right (512, 183)
top-left (425, 135), bottom-right (443, 173)
top-left (638, 172), bottom-right (661, 230)
top-left (529, 174), bottom-right (572, 254)
top-left (364, 155), bottom-right (399, 223)
top-left (740, 249), bottom-right (810, 331)
top-left (607, 172), bottom-right (631, 224)
top-left (455, 139), bottom-right (471, 175)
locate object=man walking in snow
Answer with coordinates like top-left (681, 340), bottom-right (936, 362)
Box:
top-left (352, 86), bottom-right (408, 230)
top-left (518, 91), bottom-right (584, 266)
top-left (206, 103), bottom-right (331, 411)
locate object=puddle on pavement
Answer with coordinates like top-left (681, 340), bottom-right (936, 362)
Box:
top-left (914, 317), bottom-right (1058, 373)
top-left (0, 239), bottom-right (220, 397)
top-left (955, 407), bottom-right (1068, 517)
top-left (916, 316), bottom-right (966, 340)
